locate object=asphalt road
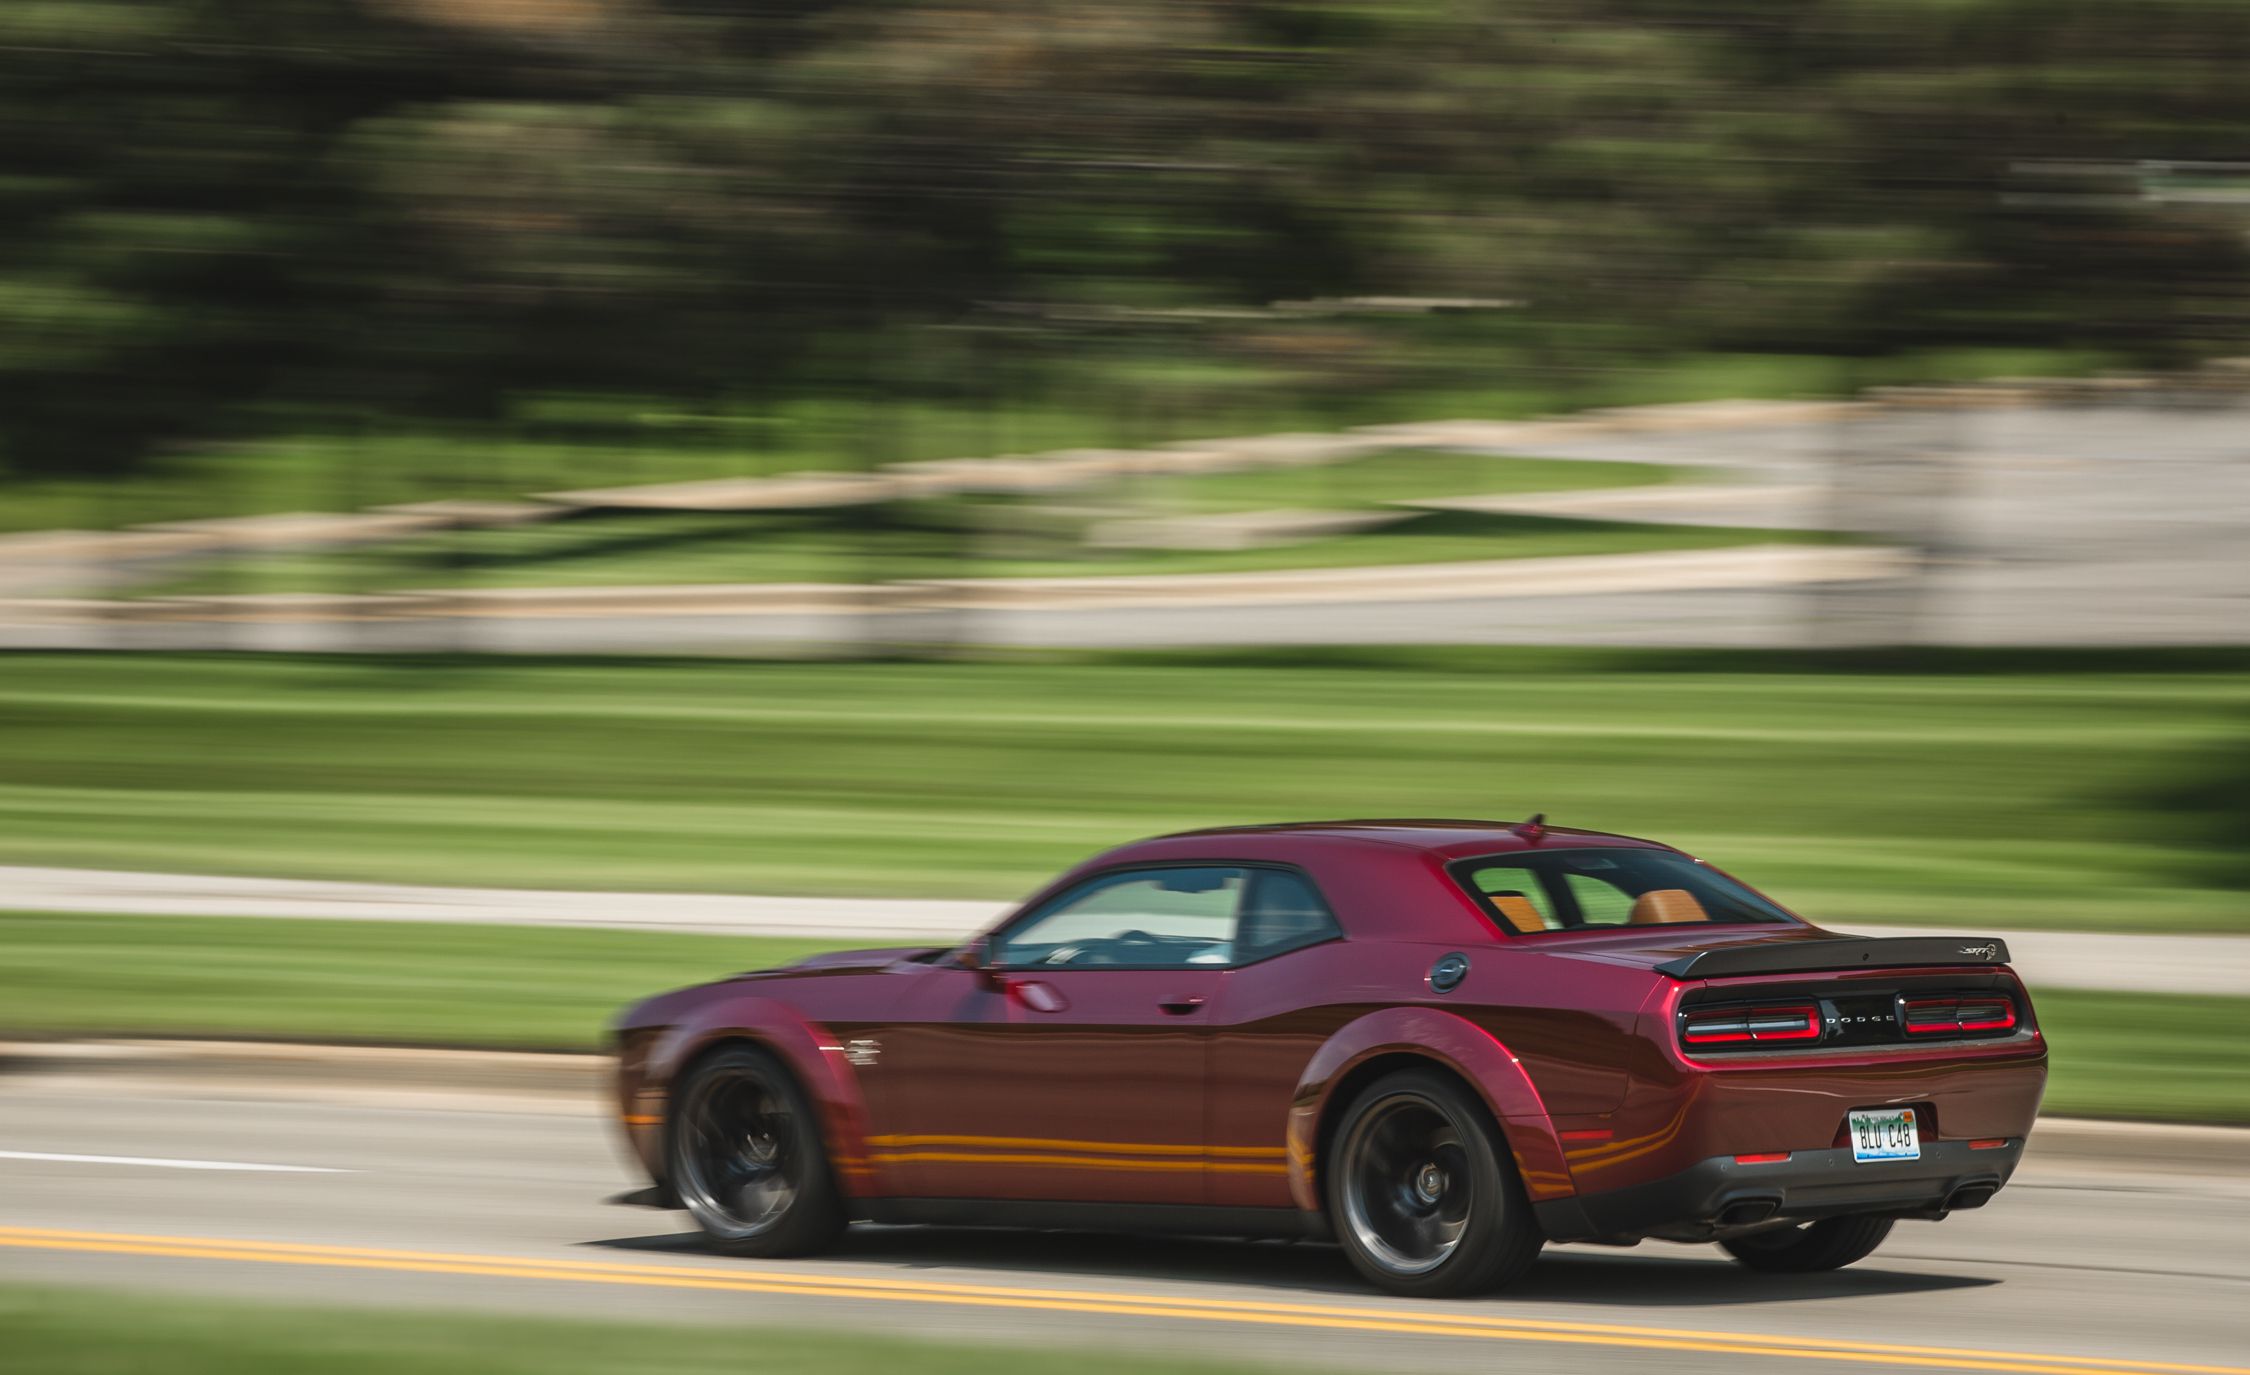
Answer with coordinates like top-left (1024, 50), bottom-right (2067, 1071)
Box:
top-left (2, 1075), bottom-right (2244, 1375)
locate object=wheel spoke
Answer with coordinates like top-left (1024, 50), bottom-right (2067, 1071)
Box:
top-left (679, 1066), bottom-right (802, 1239)
top-left (1342, 1092), bottom-right (1476, 1278)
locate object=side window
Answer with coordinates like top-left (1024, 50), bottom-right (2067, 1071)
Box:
top-left (1452, 846), bottom-right (1794, 934)
top-left (1465, 862), bottom-right (1560, 933)
top-left (1235, 869), bottom-right (1342, 962)
top-left (997, 867), bottom-right (1245, 968)
top-left (1564, 871), bottom-right (1637, 926)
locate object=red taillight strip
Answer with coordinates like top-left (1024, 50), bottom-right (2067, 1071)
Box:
top-left (1957, 1003), bottom-right (2017, 1032)
top-left (1734, 1152), bottom-right (1791, 1164)
top-left (1900, 997), bottom-right (1957, 1031)
top-left (1968, 1138), bottom-right (2011, 1150)
top-left (1682, 1002), bottom-right (1819, 1047)
top-left (1744, 1006), bottom-right (1821, 1041)
top-left (1902, 996), bottom-right (2018, 1035)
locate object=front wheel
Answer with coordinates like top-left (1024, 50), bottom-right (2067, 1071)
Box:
top-left (1720, 1215), bottom-right (1894, 1272)
top-left (1326, 1068), bottom-right (1542, 1297)
top-left (668, 1044), bottom-right (844, 1257)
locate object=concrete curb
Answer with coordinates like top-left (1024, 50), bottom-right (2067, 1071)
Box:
top-left (4, 1038), bottom-right (2241, 1174)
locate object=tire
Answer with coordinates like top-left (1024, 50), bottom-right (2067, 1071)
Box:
top-left (1720, 1215), bottom-right (1894, 1273)
top-left (1325, 1067), bottom-right (1542, 1297)
top-left (668, 1043), bottom-right (845, 1257)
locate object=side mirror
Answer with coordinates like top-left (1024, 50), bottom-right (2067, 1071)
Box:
top-left (956, 937), bottom-right (1003, 988)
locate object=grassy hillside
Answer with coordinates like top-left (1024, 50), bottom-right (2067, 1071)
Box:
top-left (0, 650), bottom-right (2242, 932)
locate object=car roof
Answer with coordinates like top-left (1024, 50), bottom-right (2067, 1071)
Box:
top-left (1033, 820), bottom-right (1688, 945)
top-left (1143, 818), bottom-right (1672, 862)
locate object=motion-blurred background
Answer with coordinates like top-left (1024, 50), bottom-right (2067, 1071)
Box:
top-left (1, 2), bottom-right (2247, 1372)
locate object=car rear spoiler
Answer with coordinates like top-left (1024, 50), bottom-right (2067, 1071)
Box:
top-left (1655, 935), bottom-right (2012, 981)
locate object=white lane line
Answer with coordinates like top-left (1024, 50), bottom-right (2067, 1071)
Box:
top-left (0, 1150), bottom-right (350, 1174)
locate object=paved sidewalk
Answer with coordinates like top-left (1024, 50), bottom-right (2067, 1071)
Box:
top-left (0, 865), bottom-right (997, 940)
top-left (6, 864), bottom-right (2242, 994)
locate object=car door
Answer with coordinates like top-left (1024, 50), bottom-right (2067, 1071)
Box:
top-left (869, 865), bottom-right (1243, 1206)
top-left (1203, 866), bottom-right (1351, 1208)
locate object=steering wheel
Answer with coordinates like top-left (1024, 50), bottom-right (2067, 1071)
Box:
top-left (1092, 929), bottom-right (1160, 964)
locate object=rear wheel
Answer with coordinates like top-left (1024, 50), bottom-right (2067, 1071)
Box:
top-left (1720, 1215), bottom-right (1894, 1272)
top-left (669, 1044), bottom-right (844, 1257)
top-left (1326, 1068), bottom-right (1542, 1297)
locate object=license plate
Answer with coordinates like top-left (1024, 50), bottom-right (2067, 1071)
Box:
top-left (1848, 1107), bottom-right (1921, 1163)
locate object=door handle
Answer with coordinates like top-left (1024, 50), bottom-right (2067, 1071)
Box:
top-left (1157, 994), bottom-right (1207, 1015)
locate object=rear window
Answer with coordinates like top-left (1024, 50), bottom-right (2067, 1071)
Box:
top-left (1451, 847), bottom-right (1798, 936)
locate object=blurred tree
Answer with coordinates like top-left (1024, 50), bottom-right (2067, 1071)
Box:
top-left (2, 0), bottom-right (2246, 477)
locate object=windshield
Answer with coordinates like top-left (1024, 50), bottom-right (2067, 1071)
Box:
top-left (1450, 847), bottom-right (1799, 936)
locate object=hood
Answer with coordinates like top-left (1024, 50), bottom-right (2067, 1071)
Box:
top-left (735, 945), bottom-right (946, 979)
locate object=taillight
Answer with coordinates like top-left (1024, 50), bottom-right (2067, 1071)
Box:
top-left (1900, 996), bottom-right (2017, 1036)
top-left (1682, 1002), bottom-right (1821, 1047)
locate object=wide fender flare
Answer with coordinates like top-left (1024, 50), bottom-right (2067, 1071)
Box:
top-left (653, 994), bottom-right (880, 1198)
top-left (1286, 1007), bottom-right (1574, 1211)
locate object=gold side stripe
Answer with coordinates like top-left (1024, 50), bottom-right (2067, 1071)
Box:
top-left (1566, 1100), bottom-right (1696, 1173)
top-left (864, 1133), bottom-right (1285, 1159)
top-left (870, 1151), bottom-right (1288, 1176)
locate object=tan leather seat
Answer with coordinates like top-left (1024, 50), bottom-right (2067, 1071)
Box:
top-left (1489, 893), bottom-right (1549, 934)
top-left (1628, 888), bottom-right (1708, 925)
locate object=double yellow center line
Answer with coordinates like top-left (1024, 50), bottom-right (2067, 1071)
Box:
top-left (0, 1225), bottom-right (2233, 1375)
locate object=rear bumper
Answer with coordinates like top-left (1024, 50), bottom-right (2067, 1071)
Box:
top-left (1534, 1138), bottom-right (2026, 1244)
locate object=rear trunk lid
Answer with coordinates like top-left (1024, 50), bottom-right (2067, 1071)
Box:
top-left (1534, 924), bottom-right (2012, 978)
top-left (1535, 922), bottom-right (1851, 973)
top-left (1635, 929), bottom-right (2031, 1057)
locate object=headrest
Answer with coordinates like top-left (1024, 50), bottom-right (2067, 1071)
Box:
top-left (1628, 888), bottom-right (1708, 925)
top-left (1488, 892), bottom-right (1548, 934)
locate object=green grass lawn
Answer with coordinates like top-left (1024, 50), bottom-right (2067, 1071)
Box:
top-left (0, 343), bottom-right (2118, 537)
top-left (0, 1285), bottom-right (1288, 1375)
top-left (0, 650), bottom-right (2242, 932)
top-left (0, 396), bottom-right (1144, 537)
top-left (1129, 450), bottom-right (1690, 512)
top-left (138, 508), bottom-right (1823, 597)
top-left (2036, 988), bottom-right (2250, 1123)
top-left (128, 452), bottom-right (1779, 597)
top-left (0, 913), bottom-right (828, 1050)
top-left (0, 913), bottom-right (2238, 1122)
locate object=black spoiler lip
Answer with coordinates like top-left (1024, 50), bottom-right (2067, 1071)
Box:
top-left (1656, 935), bottom-right (2012, 980)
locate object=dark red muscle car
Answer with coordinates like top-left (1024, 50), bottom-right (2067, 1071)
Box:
top-left (612, 819), bottom-right (2047, 1296)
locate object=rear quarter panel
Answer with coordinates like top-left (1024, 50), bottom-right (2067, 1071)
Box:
top-left (1210, 939), bottom-right (1659, 1209)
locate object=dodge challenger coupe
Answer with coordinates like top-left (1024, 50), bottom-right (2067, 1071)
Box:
top-left (611, 819), bottom-right (2046, 1296)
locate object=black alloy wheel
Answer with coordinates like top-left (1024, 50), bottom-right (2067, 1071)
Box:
top-left (669, 1043), bottom-right (844, 1257)
top-left (1327, 1067), bottom-right (1542, 1297)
